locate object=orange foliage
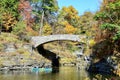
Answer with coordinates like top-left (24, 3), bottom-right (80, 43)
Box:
top-left (18, 0), bottom-right (36, 34)
top-left (2, 12), bottom-right (17, 31)
top-left (64, 21), bottom-right (77, 34)
top-left (18, 0), bottom-right (34, 28)
top-left (26, 27), bottom-right (38, 36)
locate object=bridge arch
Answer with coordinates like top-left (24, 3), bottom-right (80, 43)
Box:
top-left (31, 34), bottom-right (86, 48)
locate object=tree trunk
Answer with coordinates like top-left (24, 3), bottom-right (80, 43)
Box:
top-left (39, 11), bottom-right (44, 36)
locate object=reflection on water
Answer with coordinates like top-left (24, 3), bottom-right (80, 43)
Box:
top-left (0, 67), bottom-right (119, 80)
top-left (0, 67), bottom-right (88, 80)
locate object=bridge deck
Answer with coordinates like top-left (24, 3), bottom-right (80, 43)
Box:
top-left (31, 34), bottom-right (86, 47)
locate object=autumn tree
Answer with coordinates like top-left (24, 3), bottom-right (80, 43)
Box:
top-left (93, 0), bottom-right (120, 60)
top-left (42, 22), bottom-right (52, 35)
top-left (61, 6), bottom-right (80, 27)
top-left (1, 12), bottom-right (17, 31)
top-left (18, 0), bottom-right (34, 30)
top-left (56, 6), bottom-right (80, 34)
top-left (63, 21), bottom-right (77, 34)
top-left (0, 0), bottom-right (19, 32)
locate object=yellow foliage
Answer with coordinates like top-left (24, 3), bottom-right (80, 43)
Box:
top-left (69, 6), bottom-right (78, 14)
top-left (84, 78), bottom-right (90, 80)
top-left (0, 33), bottom-right (19, 43)
top-left (2, 12), bottom-right (17, 30)
top-left (62, 6), bottom-right (80, 20)
top-left (43, 23), bottom-right (52, 35)
top-left (61, 21), bottom-right (68, 25)
top-left (64, 22), bottom-right (77, 34)
top-left (89, 39), bottom-right (96, 47)
top-left (17, 48), bottom-right (30, 56)
top-left (114, 69), bottom-right (120, 76)
top-left (114, 64), bottom-right (120, 76)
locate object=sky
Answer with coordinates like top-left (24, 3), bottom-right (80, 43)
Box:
top-left (58, 0), bottom-right (102, 15)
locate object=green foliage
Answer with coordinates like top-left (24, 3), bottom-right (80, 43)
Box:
top-left (32, 24), bottom-right (40, 31)
top-left (94, 0), bottom-right (120, 40)
top-left (79, 12), bottom-right (95, 37)
top-left (100, 23), bottom-right (116, 30)
top-left (94, 12), bottom-right (108, 20)
top-left (31, 0), bottom-right (59, 34)
top-left (0, 0), bottom-right (19, 16)
top-left (113, 31), bottom-right (120, 40)
top-left (42, 0), bottom-right (59, 13)
top-left (67, 42), bottom-right (79, 52)
top-left (108, 1), bottom-right (120, 11)
top-left (12, 21), bottom-right (26, 35)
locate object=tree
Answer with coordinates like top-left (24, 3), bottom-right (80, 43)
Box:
top-left (0, 0), bottom-right (19, 31)
top-left (64, 21), bottom-right (77, 34)
top-left (12, 21), bottom-right (26, 35)
top-left (60, 6), bottom-right (80, 28)
top-left (42, 22), bottom-right (52, 35)
top-left (31, 0), bottom-right (59, 35)
top-left (79, 12), bottom-right (96, 36)
top-left (57, 6), bottom-right (80, 34)
top-left (93, 0), bottom-right (120, 61)
top-left (18, 0), bottom-right (34, 29)
top-left (1, 12), bottom-right (17, 31)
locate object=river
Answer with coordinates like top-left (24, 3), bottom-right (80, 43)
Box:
top-left (0, 67), bottom-right (119, 80)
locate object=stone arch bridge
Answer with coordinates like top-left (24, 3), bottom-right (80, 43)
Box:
top-left (31, 34), bottom-right (86, 48)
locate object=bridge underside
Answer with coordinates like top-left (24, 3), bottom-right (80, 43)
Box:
top-left (31, 34), bottom-right (86, 69)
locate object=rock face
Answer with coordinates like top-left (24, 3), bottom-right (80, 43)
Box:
top-left (88, 58), bottom-right (114, 75)
top-left (3, 43), bottom-right (33, 54)
top-left (23, 44), bottom-right (33, 53)
top-left (3, 43), bottom-right (16, 53)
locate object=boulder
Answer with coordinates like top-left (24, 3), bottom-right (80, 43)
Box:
top-left (88, 58), bottom-right (115, 75)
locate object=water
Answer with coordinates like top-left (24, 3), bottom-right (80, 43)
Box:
top-left (0, 67), bottom-right (119, 80)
